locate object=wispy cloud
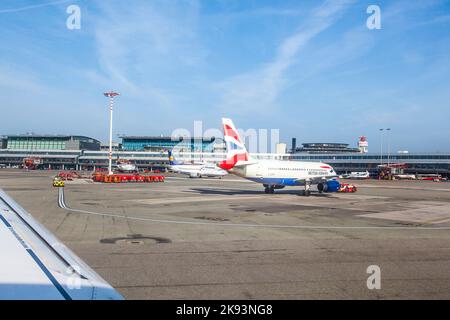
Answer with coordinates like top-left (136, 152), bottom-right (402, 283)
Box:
top-left (215, 0), bottom-right (354, 114)
top-left (0, 0), bottom-right (76, 14)
top-left (0, 65), bottom-right (46, 93)
top-left (287, 25), bottom-right (375, 87)
top-left (92, 0), bottom-right (204, 101)
top-left (1, 0), bottom-right (449, 150)
top-left (212, 6), bottom-right (306, 20)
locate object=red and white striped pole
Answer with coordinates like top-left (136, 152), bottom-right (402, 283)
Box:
top-left (104, 91), bottom-right (120, 175)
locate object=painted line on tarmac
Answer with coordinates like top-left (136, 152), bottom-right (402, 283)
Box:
top-left (128, 195), bottom-right (268, 205)
top-left (355, 184), bottom-right (450, 192)
top-left (58, 188), bottom-right (64, 208)
top-left (57, 188), bottom-right (450, 231)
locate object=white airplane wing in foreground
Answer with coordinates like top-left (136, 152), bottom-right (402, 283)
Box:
top-left (0, 189), bottom-right (123, 300)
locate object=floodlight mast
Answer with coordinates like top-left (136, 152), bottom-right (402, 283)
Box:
top-left (104, 91), bottom-right (120, 175)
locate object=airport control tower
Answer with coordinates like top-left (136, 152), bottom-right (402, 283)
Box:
top-left (358, 136), bottom-right (368, 153)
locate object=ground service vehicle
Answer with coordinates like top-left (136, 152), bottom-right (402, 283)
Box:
top-left (338, 183), bottom-right (357, 193)
top-left (52, 177), bottom-right (65, 188)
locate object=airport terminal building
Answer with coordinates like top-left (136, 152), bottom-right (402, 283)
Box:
top-left (0, 147), bottom-right (449, 177)
top-left (0, 133), bottom-right (449, 176)
top-left (290, 153), bottom-right (450, 177)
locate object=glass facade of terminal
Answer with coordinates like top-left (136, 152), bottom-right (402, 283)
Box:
top-left (294, 143), bottom-right (360, 153)
top-left (6, 136), bottom-right (100, 151)
top-left (121, 136), bottom-right (215, 152)
top-left (7, 137), bottom-right (67, 150)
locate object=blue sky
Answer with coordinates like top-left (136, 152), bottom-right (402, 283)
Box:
top-left (0, 0), bottom-right (449, 152)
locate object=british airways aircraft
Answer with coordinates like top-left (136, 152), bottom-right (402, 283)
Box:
top-left (218, 118), bottom-right (340, 196)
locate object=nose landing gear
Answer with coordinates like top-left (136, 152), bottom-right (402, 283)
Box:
top-left (264, 185), bottom-right (275, 194)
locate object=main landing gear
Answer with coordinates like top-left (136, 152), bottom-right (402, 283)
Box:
top-left (301, 181), bottom-right (311, 197)
top-left (264, 185), bottom-right (275, 194)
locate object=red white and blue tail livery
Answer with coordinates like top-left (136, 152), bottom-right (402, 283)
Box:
top-left (219, 118), bottom-right (340, 196)
top-left (219, 118), bottom-right (254, 170)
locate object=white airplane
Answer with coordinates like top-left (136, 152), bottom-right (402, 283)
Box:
top-left (116, 159), bottom-right (138, 173)
top-left (394, 174), bottom-right (417, 180)
top-left (0, 189), bottom-right (123, 300)
top-left (218, 118), bottom-right (340, 196)
top-left (342, 171), bottom-right (370, 179)
top-left (168, 150), bottom-right (228, 178)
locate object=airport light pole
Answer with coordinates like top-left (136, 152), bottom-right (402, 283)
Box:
top-left (104, 91), bottom-right (120, 175)
top-left (386, 128), bottom-right (391, 166)
top-left (379, 129), bottom-right (384, 166)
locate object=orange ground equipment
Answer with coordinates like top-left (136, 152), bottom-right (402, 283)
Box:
top-left (57, 171), bottom-right (82, 181)
top-left (23, 157), bottom-right (42, 170)
top-left (338, 183), bottom-right (357, 193)
top-left (92, 173), bottom-right (165, 184)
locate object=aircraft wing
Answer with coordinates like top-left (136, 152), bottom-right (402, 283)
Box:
top-left (0, 189), bottom-right (123, 300)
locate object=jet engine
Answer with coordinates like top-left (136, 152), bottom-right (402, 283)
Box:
top-left (317, 180), bottom-right (340, 193)
top-left (189, 172), bottom-right (201, 178)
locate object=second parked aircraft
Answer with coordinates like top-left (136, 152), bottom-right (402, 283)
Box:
top-left (168, 150), bottom-right (228, 178)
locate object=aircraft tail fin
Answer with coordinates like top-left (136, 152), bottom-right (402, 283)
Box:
top-left (219, 118), bottom-right (251, 170)
top-left (168, 150), bottom-right (182, 165)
